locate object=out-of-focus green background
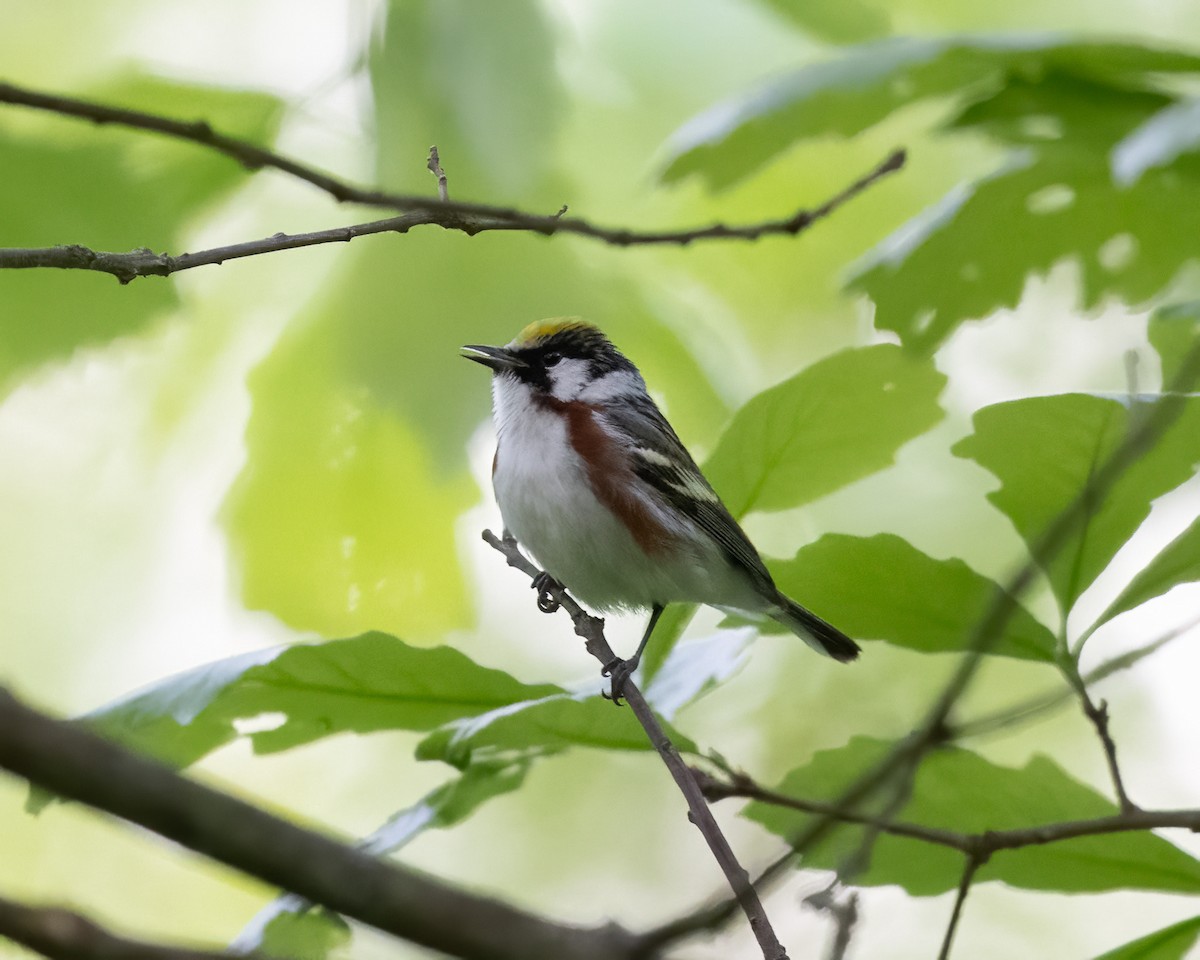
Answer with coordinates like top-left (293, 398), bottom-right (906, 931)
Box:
top-left (3, 1), bottom-right (1200, 958)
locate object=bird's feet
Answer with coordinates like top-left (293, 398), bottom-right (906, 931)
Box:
top-left (601, 655), bottom-right (640, 707)
top-left (531, 571), bottom-right (562, 613)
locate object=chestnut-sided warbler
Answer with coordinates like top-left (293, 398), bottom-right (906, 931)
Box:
top-left (463, 319), bottom-right (859, 699)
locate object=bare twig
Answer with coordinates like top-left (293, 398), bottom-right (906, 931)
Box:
top-left (0, 894), bottom-right (252, 960)
top-left (0, 688), bottom-right (637, 960)
top-left (0, 80), bottom-right (906, 281)
top-left (1064, 661), bottom-right (1137, 811)
top-left (937, 855), bottom-right (983, 960)
top-left (0, 148), bottom-right (904, 283)
top-left (0, 81), bottom-right (372, 203)
top-left (427, 145), bottom-right (449, 201)
top-left (700, 769), bottom-right (1200, 854)
top-left (482, 529), bottom-right (789, 960)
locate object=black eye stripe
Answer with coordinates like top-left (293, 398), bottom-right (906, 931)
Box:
top-left (509, 327), bottom-right (638, 388)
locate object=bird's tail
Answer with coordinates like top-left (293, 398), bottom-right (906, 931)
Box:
top-left (770, 595), bottom-right (861, 663)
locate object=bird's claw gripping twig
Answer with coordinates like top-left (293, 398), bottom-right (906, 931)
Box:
top-left (531, 571), bottom-right (562, 613)
top-left (601, 655), bottom-right (640, 707)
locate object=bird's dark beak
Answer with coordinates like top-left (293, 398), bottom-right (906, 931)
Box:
top-left (460, 344), bottom-right (527, 372)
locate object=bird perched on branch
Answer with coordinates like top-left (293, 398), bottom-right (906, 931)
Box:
top-left (462, 319), bottom-right (859, 702)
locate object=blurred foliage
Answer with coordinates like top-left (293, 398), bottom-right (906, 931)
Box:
top-left (752, 0), bottom-right (892, 44)
top-left (664, 36), bottom-right (1200, 351)
top-left (0, 73), bottom-right (281, 389)
top-left (3, 1), bottom-right (1200, 959)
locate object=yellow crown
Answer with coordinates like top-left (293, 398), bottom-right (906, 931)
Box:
top-left (513, 317), bottom-right (595, 347)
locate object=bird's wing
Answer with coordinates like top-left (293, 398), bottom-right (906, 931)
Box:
top-left (600, 396), bottom-right (776, 596)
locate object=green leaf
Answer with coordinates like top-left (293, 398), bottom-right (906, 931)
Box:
top-left (746, 738), bottom-right (1200, 895)
top-left (1093, 916), bottom-right (1200, 960)
top-left (85, 633), bottom-right (561, 768)
top-left (702, 345), bottom-right (945, 517)
top-left (1099, 514), bottom-right (1200, 626)
top-left (853, 74), bottom-right (1200, 350)
top-left (661, 35), bottom-right (1200, 190)
top-left (952, 393), bottom-right (1200, 613)
top-left (769, 534), bottom-right (1056, 659)
top-left (1150, 301), bottom-right (1200, 390)
top-left (222, 292), bottom-right (477, 639)
top-left (753, 0), bottom-right (891, 44)
top-left (416, 684), bottom-right (696, 769)
top-left (0, 73), bottom-right (282, 389)
top-left (663, 36), bottom-right (1200, 350)
top-left (235, 759), bottom-right (530, 959)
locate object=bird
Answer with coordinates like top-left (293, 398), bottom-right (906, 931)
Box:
top-left (462, 318), bottom-right (859, 701)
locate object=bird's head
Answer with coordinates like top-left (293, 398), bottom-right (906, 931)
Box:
top-left (461, 319), bottom-right (644, 404)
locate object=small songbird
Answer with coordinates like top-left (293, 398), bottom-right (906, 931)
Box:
top-left (462, 319), bottom-right (859, 700)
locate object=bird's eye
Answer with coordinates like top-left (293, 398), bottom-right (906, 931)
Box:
top-left (543, 351), bottom-right (563, 366)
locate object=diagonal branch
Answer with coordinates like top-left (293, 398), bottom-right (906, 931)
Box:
top-left (0, 687), bottom-right (638, 960)
top-left (0, 894), bottom-right (255, 960)
top-left (482, 529), bottom-right (789, 960)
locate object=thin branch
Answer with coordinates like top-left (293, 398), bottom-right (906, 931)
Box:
top-left (0, 80), bottom-right (903, 222)
top-left (0, 147), bottom-right (905, 283)
top-left (0, 215), bottom-right (456, 284)
top-left (482, 529), bottom-right (789, 960)
top-left (1063, 659), bottom-right (1136, 811)
top-left (936, 855), bottom-right (983, 960)
top-left (0, 687), bottom-right (638, 960)
top-left (0, 80), bottom-right (905, 280)
top-left (0, 81), bottom-right (372, 203)
top-left (0, 894), bottom-right (254, 960)
top-left (700, 769), bottom-right (1200, 854)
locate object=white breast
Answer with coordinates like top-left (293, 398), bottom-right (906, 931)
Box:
top-left (489, 375), bottom-right (765, 614)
